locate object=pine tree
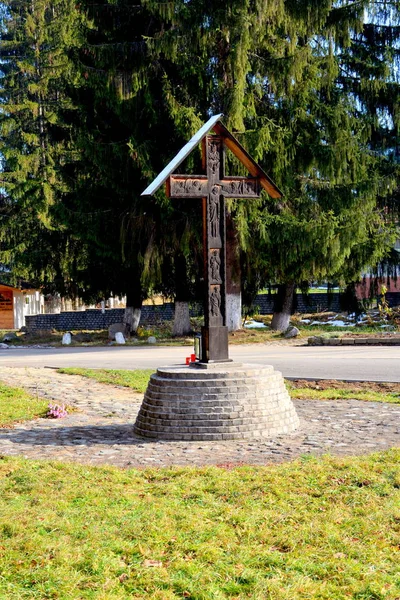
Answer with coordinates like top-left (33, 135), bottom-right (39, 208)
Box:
top-left (61, 0), bottom-right (205, 330)
top-left (141, 0), bottom-right (400, 329)
top-left (0, 0), bottom-right (90, 292)
top-left (0, 0), bottom-right (201, 328)
top-left (1, 0), bottom-right (399, 336)
top-left (233, 0), bottom-right (400, 329)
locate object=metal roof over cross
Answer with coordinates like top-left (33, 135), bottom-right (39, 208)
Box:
top-left (142, 114), bottom-right (282, 363)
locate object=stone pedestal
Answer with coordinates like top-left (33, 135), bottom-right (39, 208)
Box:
top-left (133, 362), bottom-right (299, 441)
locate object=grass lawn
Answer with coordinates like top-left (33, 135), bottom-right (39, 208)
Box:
top-left (0, 383), bottom-right (48, 427)
top-left (287, 380), bottom-right (400, 404)
top-left (289, 386), bottom-right (400, 404)
top-left (58, 368), bottom-right (400, 404)
top-left (57, 367), bottom-right (154, 394)
top-left (0, 375), bottom-right (399, 598)
top-left (0, 452), bottom-right (399, 599)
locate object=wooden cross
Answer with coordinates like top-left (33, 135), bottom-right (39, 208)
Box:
top-left (142, 115), bottom-right (282, 363)
top-left (167, 135), bottom-right (261, 361)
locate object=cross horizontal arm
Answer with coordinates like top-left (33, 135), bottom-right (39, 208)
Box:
top-left (220, 177), bottom-right (261, 198)
top-left (168, 175), bottom-right (261, 199)
top-left (168, 175), bottom-right (208, 198)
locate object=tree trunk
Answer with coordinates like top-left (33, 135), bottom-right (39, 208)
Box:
top-left (172, 253), bottom-right (192, 336)
top-left (124, 278), bottom-right (143, 335)
top-left (226, 213), bottom-right (242, 331)
top-left (123, 306), bottom-right (141, 334)
top-left (226, 293), bottom-right (242, 330)
top-left (271, 283), bottom-right (296, 331)
top-left (172, 301), bottom-right (191, 336)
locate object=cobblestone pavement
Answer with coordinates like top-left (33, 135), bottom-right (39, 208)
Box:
top-left (0, 367), bottom-right (399, 468)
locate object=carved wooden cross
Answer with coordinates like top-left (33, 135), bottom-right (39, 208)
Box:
top-left (167, 135), bottom-right (261, 361)
top-left (142, 115), bottom-right (282, 363)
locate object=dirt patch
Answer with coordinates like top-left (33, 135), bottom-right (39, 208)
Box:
top-left (340, 332), bottom-right (400, 339)
top-left (289, 379), bottom-right (400, 394)
top-left (229, 328), bottom-right (305, 345)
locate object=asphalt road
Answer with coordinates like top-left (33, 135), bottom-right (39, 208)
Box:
top-left (0, 344), bottom-right (399, 382)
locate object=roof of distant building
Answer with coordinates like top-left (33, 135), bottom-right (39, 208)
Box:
top-left (0, 281), bottom-right (38, 291)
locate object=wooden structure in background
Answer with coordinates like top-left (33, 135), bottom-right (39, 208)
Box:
top-left (0, 285), bottom-right (14, 329)
top-left (0, 283), bottom-right (41, 329)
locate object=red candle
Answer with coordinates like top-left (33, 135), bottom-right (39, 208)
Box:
top-left (185, 357), bottom-right (190, 365)
top-left (190, 354), bottom-right (196, 362)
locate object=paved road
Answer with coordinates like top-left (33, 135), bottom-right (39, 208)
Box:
top-left (0, 344), bottom-right (399, 381)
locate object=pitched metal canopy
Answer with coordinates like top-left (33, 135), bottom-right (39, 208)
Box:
top-left (141, 114), bottom-right (283, 199)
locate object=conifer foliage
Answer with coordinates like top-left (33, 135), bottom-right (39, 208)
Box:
top-left (0, 0), bottom-right (87, 292)
top-left (0, 0), bottom-right (399, 330)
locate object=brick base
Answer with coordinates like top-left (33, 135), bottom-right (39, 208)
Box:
top-left (134, 362), bottom-right (299, 441)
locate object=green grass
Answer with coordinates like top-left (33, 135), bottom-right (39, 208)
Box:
top-left (0, 383), bottom-right (48, 427)
top-left (57, 367), bottom-right (154, 394)
top-left (288, 386), bottom-right (400, 404)
top-left (0, 451), bottom-right (399, 599)
top-left (0, 372), bottom-right (399, 597)
top-left (300, 325), bottom-right (394, 335)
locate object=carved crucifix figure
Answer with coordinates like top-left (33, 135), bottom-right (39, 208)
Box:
top-left (168, 135), bottom-right (261, 362)
top-left (141, 114), bottom-right (282, 363)
top-left (210, 250), bottom-right (222, 284)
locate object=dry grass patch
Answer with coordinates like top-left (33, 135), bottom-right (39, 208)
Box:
top-left (288, 379), bottom-right (400, 404)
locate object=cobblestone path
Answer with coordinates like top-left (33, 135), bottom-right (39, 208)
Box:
top-left (0, 367), bottom-right (399, 468)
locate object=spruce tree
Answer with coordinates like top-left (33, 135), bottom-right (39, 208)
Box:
top-left (1, 0), bottom-right (399, 335)
top-left (0, 0), bottom-right (200, 328)
top-left (233, 0), bottom-right (400, 329)
top-left (141, 0), bottom-right (400, 329)
top-left (0, 0), bottom-right (90, 292)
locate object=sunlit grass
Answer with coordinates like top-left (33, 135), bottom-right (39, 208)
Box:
top-left (0, 383), bottom-right (48, 426)
top-left (0, 451), bottom-right (399, 599)
top-left (287, 379), bottom-right (400, 404)
top-left (288, 385), bottom-right (400, 404)
top-left (57, 367), bottom-right (154, 394)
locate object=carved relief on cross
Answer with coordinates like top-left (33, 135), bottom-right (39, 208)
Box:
top-left (166, 135), bottom-right (261, 362)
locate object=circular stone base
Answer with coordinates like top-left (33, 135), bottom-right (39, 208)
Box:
top-left (133, 362), bottom-right (299, 441)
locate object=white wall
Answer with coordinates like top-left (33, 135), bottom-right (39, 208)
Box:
top-left (13, 292), bottom-right (25, 329)
top-left (44, 295), bottom-right (61, 314)
top-left (13, 291), bottom-right (44, 329)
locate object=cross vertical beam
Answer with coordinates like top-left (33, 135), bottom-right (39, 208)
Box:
top-left (201, 135), bottom-right (230, 362)
top-left (167, 136), bottom-right (262, 362)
